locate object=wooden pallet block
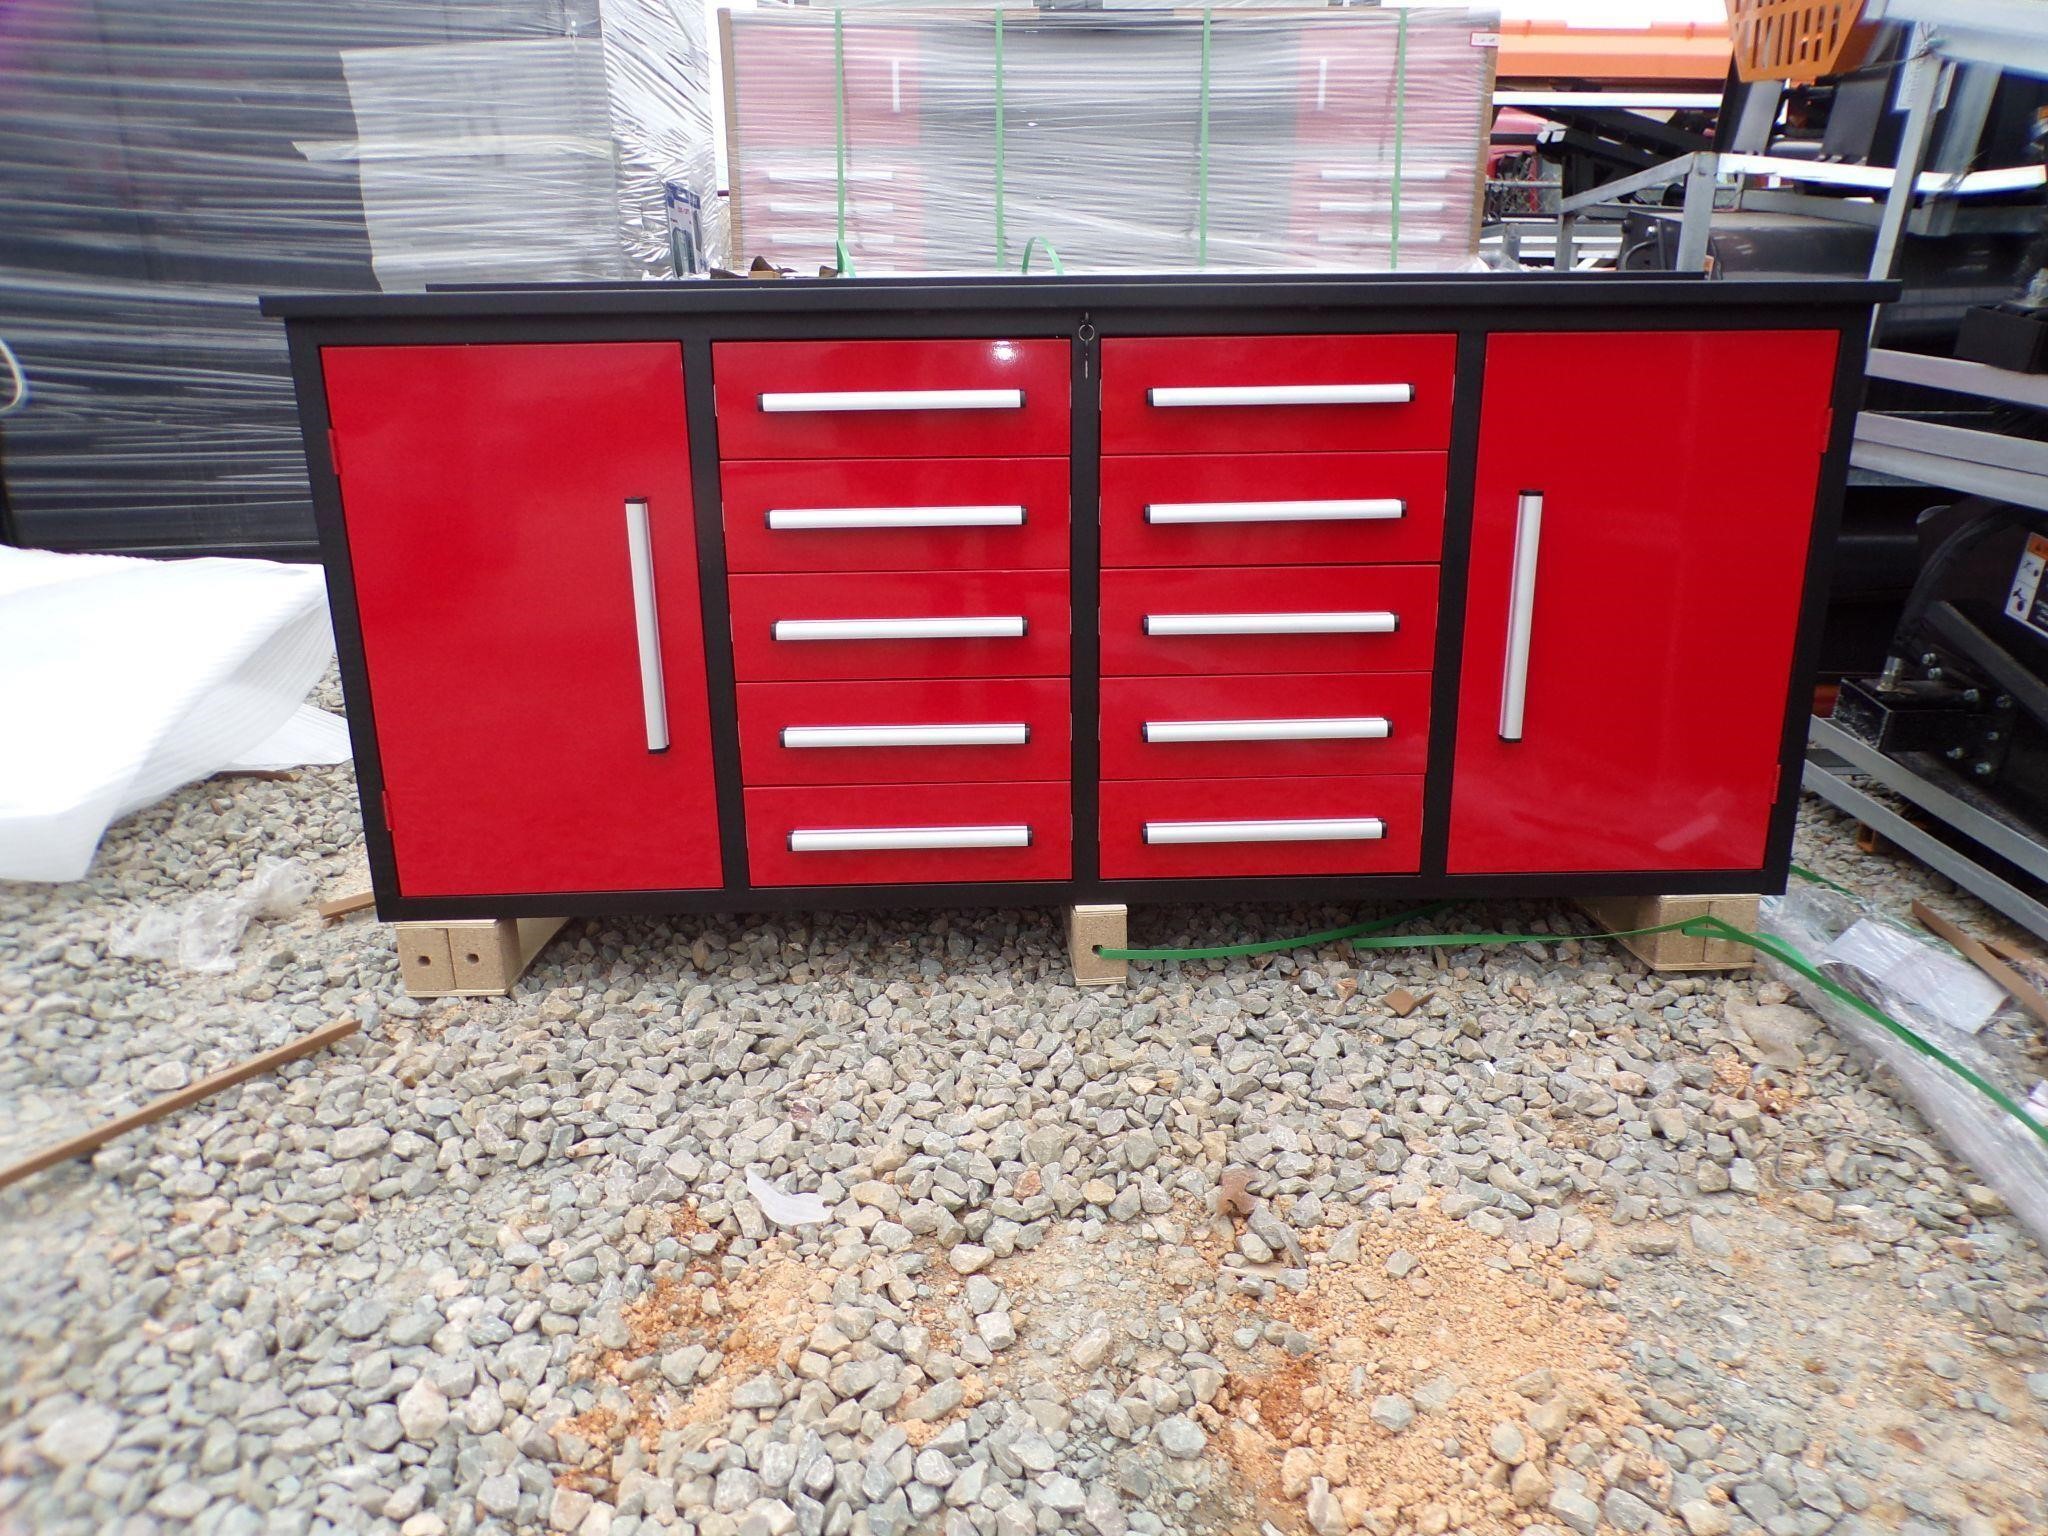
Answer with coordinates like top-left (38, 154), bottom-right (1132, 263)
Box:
top-left (1578, 894), bottom-right (1759, 972)
top-left (1068, 904), bottom-right (1129, 987)
top-left (394, 917), bottom-right (568, 998)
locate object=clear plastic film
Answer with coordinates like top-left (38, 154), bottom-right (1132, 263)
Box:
top-left (0, 0), bottom-right (720, 555)
top-left (725, 6), bottom-right (1498, 275)
top-left (1759, 882), bottom-right (2048, 1254)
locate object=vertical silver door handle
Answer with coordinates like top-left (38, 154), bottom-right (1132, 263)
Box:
top-left (1499, 491), bottom-right (1543, 742)
top-left (624, 499), bottom-right (668, 753)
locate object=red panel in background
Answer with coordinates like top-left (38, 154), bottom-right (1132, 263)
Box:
top-left (713, 339), bottom-right (1069, 459)
top-left (321, 342), bottom-right (722, 897)
top-left (727, 22), bottom-right (922, 147)
top-left (1099, 672), bottom-right (1431, 781)
top-left (728, 568), bottom-right (1070, 682)
top-left (721, 456), bottom-right (1070, 573)
top-left (1100, 450), bottom-right (1447, 568)
top-left (1448, 328), bottom-right (1839, 874)
top-left (736, 677), bottom-right (1071, 786)
top-left (1100, 564), bottom-right (1438, 676)
top-left (745, 780), bottom-right (1071, 886)
top-left (1100, 774), bottom-right (1424, 878)
top-left (1100, 334), bottom-right (1455, 453)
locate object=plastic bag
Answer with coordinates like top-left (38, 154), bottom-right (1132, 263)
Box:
top-left (0, 548), bottom-right (344, 881)
top-left (1759, 882), bottom-right (2048, 1252)
top-left (109, 859), bottom-right (318, 973)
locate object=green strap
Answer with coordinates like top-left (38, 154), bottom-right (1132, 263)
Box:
top-left (1195, 9), bottom-right (1213, 269)
top-left (1019, 235), bottom-right (1064, 274)
top-left (833, 11), bottom-right (849, 258)
top-left (834, 238), bottom-right (856, 279)
top-left (1390, 9), bottom-right (1407, 270)
top-left (993, 12), bottom-right (1007, 270)
top-left (1098, 905), bottom-right (2048, 1149)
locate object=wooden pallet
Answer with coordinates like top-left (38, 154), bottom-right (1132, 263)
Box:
top-left (395, 917), bottom-right (567, 998)
top-left (1578, 893), bottom-right (1758, 971)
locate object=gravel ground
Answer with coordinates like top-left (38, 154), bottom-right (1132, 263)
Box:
top-left (3, 711), bottom-right (2047, 1536)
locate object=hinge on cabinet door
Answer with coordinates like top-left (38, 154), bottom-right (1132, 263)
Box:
top-left (1819, 406), bottom-right (1834, 450)
top-left (326, 428), bottom-right (343, 480)
top-left (381, 789), bottom-right (394, 830)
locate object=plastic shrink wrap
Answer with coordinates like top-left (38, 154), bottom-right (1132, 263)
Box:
top-left (1760, 882), bottom-right (2048, 1255)
top-left (723, 6), bottom-right (1496, 275)
top-left (0, 0), bottom-right (719, 556)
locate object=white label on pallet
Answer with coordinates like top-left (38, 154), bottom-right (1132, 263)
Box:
top-left (1470, 31), bottom-right (1500, 47)
top-left (2006, 532), bottom-right (2048, 639)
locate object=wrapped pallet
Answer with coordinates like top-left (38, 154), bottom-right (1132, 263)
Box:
top-left (722, 6), bottom-right (1497, 274)
top-left (0, 0), bottom-right (718, 555)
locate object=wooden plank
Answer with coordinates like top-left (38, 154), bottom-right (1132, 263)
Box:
top-left (1910, 900), bottom-right (2048, 1030)
top-left (319, 889), bottom-right (376, 921)
top-left (0, 1017), bottom-right (360, 1192)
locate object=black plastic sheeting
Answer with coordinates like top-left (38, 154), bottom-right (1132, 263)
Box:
top-left (0, 0), bottom-right (714, 556)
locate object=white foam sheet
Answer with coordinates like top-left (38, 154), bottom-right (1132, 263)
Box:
top-left (0, 548), bottom-right (349, 882)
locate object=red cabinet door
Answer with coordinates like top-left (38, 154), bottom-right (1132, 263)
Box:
top-left (323, 342), bottom-right (723, 898)
top-left (1448, 330), bottom-right (1838, 874)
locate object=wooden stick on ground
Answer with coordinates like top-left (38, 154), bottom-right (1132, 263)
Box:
top-left (1909, 901), bottom-right (2048, 1030)
top-left (0, 1016), bottom-right (360, 1193)
top-left (318, 889), bottom-right (376, 921)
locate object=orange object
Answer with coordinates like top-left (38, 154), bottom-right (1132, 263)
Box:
top-left (1494, 20), bottom-right (1733, 84)
top-left (1726, 0), bottom-right (1882, 83)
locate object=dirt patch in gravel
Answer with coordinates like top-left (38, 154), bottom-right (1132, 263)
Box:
top-left (1206, 1206), bottom-right (1645, 1535)
top-left (559, 1206), bottom-right (826, 1481)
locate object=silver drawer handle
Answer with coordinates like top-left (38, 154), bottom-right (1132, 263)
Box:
top-left (1146, 498), bottom-right (1404, 525)
top-left (1144, 611), bottom-right (1397, 637)
top-left (790, 824), bottom-right (1031, 852)
top-left (767, 505), bottom-right (1025, 531)
top-left (1143, 716), bottom-right (1390, 744)
top-left (759, 388), bottom-right (1024, 414)
top-left (765, 166), bottom-right (896, 184)
top-left (1499, 491), bottom-right (1544, 742)
top-left (1317, 198), bottom-right (1448, 214)
top-left (782, 723), bottom-right (1029, 749)
top-left (1144, 816), bottom-right (1386, 845)
top-left (1321, 166), bottom-right (1453, 182)
top-left (623, 499), bottom-right (668, 753)
top-left (1146, 384), bottom-right (1413, 408)
top-left (774, 616), bottom-right (1027, 642)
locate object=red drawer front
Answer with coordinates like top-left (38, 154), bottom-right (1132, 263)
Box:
top-left (739, 173), bottom-right (926, 274)
top-left (737, 678), bottom-right (1070, 785)
top-left (728, 568), bottom-right (1070, 681)
top-left (1101, 451), bottom-right (1446, 568)
top-left (745, 780), bottom-right (1071, 887)
top-left (714, 339), bottom-right (1069, 459)
top-left (1099, 672), bottom-right (1430, 781)
top-left (1100, 774), bottom-right (1424, 878)
top-left (1100, 565), bottom-right (1437, 677)
top-left (1101, 334), bottom-right (1455, 454)
top-left (721, 456), bottom-right (1069, 574)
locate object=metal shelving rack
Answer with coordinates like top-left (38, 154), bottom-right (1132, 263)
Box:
top-left (1803, 0), bottom-right (2048, 943)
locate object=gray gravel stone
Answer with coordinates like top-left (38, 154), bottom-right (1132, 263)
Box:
top-left (1370, 1395), bottom-right (1415, 1433)
top-left (1154, 1416), bottom-right (1206, 1459)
